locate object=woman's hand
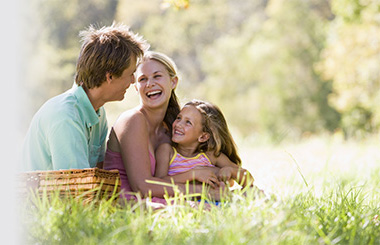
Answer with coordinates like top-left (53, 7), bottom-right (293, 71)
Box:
top-left (193, 168), bottom-right (220, 188)
top-left (238, 169), bottom-right (255, 188)
top-left (218, 166), bottom-right (255, 188)
top-left (217, 166), bottom-right (235, 182)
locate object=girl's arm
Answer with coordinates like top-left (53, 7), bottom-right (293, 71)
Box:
top-left (209, 152), bottom-right (255, 188)
top-left (161, 167), bottom-right (220, 188)
top-left (155, 144), bottom-right (220, 188)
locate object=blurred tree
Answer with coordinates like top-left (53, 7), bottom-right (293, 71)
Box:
top-left (318, 0), bottom-right (380, 138)
top-left (200, 0), bottom-right (339, 141)
top-left (25, 0), bottom-right (378, 142)
top-left (116, 0), bottom-right (267, 93)
top-left (162, 0), bottom-right (190, 9)
top-left (116, 0), bottom-right (341, 141)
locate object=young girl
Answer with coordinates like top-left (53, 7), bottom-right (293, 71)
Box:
top-left (155, 99), bottom-right (255, 189)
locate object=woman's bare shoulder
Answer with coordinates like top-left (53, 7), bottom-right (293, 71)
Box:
top-left (156, 143), bottom-right (175, 162)
top-left (114, 108), bottom-right (147, 128)
top-left (156, 143), bottom-right (173, 153)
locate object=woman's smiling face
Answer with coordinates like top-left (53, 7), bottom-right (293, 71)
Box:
top-left (135, 59), bottom-right (177, 108)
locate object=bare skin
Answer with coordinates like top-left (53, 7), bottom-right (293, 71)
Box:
top-left (155, 143), bottom-right (254, 188)
top-left (85, 56), bottom-right (137, 168)
top-left (155, 105), bottom-right (254, 188)
top-left (105, 59), bottom-right (226, 200)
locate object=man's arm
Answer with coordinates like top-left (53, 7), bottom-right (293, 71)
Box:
top-left (48, 119), bottom-right (90, 170)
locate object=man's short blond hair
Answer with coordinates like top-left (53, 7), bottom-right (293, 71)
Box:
top-left (75, 22), bottom-right (149, 89)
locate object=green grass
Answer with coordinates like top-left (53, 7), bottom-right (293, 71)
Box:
top-left (21, 138), bottom-right (380, 244)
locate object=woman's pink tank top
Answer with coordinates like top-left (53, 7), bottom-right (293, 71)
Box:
top-left (104, 148), bottom-right (165, 204)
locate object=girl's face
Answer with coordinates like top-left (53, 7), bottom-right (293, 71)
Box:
top-left (135, 59), bottom-right (177, 108)
top-left (172, 105), bottom-right (209, 147)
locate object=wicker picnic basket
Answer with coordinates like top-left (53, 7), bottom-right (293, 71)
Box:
top-left (19, 168), bottom-right (121, 202)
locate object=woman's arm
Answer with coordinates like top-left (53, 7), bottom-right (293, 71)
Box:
top-left (155, 144), bottom-right (220, 188)
top-left (114, 111), bottom-right (173, 197)
top-left (209, 152), bottom-right (255, 188)
top-left (113, 111), bottom-right (225, 199)
top-left (162, 168), bottom-right (220, 188)
top-left (154, 143), bottom-right (172, 178)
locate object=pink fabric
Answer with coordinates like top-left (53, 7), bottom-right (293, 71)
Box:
top-left (168, 147), bottom-right (215, 176)
top-left (104, 148), bottom-right (166, 204)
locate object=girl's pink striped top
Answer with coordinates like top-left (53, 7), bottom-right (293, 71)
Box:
top-left (168, 147), bottom-right (215, 176)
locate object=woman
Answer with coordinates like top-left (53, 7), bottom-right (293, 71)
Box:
top-left (104, 51), bottom-right (224, 202)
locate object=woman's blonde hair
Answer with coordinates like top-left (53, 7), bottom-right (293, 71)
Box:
top-left (140, 51), bottom-right (180, 134)
top-left (184, 99), bottom-right (241, 165)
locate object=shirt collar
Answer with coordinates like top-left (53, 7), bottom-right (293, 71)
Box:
top-left (72, 84), bottom-right (100, 128)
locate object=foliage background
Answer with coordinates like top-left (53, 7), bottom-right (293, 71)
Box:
top-left (21, 0), bottom-right (380, 143)
top-left (16, 1), bottom-right (380, 243)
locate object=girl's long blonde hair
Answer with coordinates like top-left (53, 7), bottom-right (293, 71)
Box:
top-left (185, 99), bottom-right (241, 165)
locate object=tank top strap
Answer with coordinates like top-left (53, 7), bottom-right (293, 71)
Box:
top-left (199, 151), bottom-right (213, 165)
top-left (169, 146), bottom-right (178, 166)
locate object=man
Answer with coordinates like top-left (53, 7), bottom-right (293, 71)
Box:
top-left (22, 23), bottom-right (148, 171)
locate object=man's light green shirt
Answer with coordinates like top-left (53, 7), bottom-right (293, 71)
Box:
top-left (22, 85), bottom-right (108, 171)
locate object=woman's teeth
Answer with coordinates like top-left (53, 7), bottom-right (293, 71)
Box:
top-left (147, 91), bottom-right (162, 98)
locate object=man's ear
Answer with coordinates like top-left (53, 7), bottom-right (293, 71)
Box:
top-left (198, 132), bottom-right (210, 143)
top-left (106, 72), bottom-right (113, 84)
top-left (171, 76), bottom-right (178, 90)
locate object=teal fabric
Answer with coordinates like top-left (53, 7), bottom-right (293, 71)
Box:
top-left (22, 85), bottom-right (108, 171)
